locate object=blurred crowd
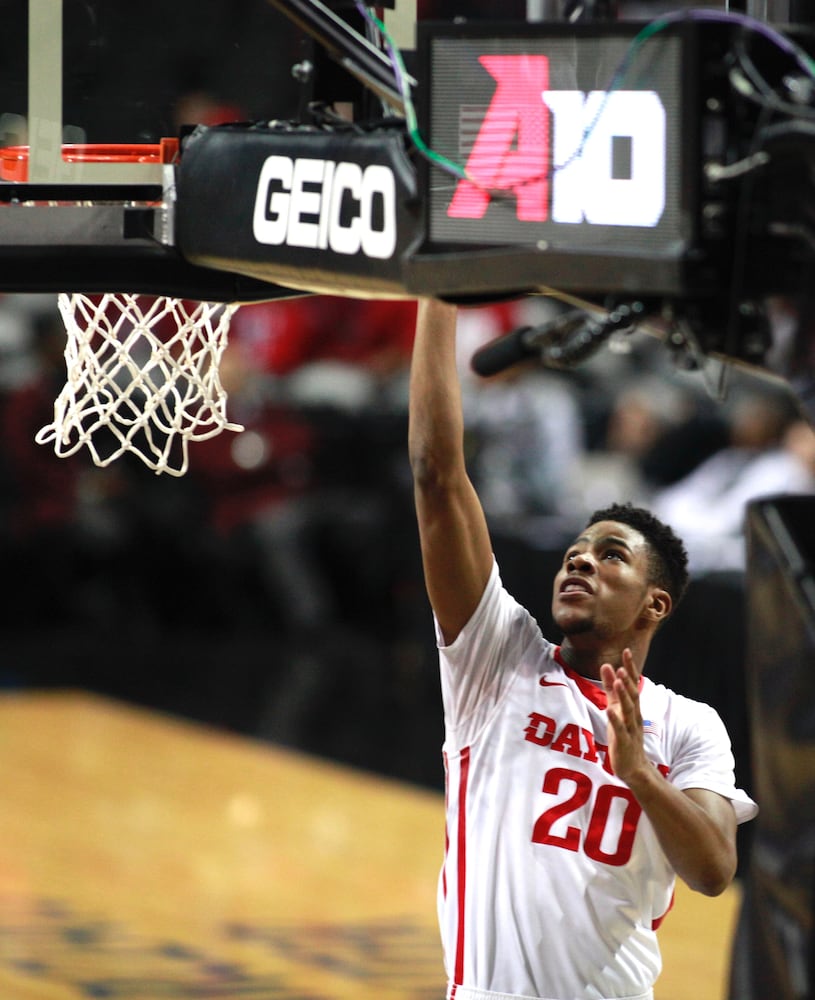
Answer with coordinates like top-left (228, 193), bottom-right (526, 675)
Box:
top-left (0, 290), bottom-right (813, 789)
top-left (456, 296), bottom-right (815, 567)
top-left (5, 293), bottom-right (813, 572)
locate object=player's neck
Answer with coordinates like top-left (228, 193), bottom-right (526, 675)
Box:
top-left (559, 637), bottom-right (648, 680)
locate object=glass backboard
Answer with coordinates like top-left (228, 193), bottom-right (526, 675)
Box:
top-left (0, 0), bottom-right (310, 187)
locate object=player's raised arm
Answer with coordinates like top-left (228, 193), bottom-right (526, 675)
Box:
top-left (408, 299), bottom-right (494, 645)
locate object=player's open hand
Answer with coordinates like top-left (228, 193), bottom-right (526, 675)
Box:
top-left (600, 649), bottom-right (648, 785)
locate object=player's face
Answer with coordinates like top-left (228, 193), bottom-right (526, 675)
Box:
top-left (551, 520), bottom-right (656, 639)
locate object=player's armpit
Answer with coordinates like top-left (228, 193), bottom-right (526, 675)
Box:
top-left (682, 787), bottom-right (738, 843)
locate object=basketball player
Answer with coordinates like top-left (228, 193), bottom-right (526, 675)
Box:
top-left (408, 298), bottom-right (758, 1000)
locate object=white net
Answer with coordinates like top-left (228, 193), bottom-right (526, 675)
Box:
top-left (35, 292), bottom-right (243, 477)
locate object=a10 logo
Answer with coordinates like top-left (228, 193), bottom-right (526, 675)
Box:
top-left (447, 54), bottom-right (667, 228)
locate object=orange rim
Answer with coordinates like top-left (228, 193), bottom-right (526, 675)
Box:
top-left (0, 138), bottom-right (179, 182)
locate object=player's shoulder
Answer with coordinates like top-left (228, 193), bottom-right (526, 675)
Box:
top-left (640, 675), bottom-right (721, 721)
top-left (640, 675), bottom-right (727, 738)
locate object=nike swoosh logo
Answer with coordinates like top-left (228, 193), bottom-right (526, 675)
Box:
top-left (539, 676), bottom-right (569, 688)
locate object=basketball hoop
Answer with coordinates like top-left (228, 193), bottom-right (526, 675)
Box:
top-left (5, 141), bottom-right (244, 477)
top-left (36, 293), bottom-right (243, 477)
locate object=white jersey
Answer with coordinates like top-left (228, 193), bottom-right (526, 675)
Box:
top-left (436, 561), bottom-right (757, 1000)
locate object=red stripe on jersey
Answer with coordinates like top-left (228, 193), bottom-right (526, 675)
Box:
top-left (442, 750), bottom-right (449, 899)
top-left (454, 746), bottom-right (471, 987)
top-left (652, 890), bottom-right (675, 930)
top-left (553, 646), bottom-right (644, 708)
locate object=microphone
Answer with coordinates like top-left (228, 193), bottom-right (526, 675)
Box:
top-left (470, 310), bottom-right (587, 377)
top-left (470, 302), bottom-right (646, 377)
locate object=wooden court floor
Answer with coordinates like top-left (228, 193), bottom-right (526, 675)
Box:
top-left (0, 690), bottom-right (742, 1000)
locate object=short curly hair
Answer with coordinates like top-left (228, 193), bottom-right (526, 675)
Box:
top-left (586, 502), bottom-right (689, 612)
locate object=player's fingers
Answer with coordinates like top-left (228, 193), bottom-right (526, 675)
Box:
top-left (600, 662), bottom-right (617, 696)
top-left (618, 653), bottom-right (640, 698)
top-left (614, 675), bottom-right (643, 731)
top-left (611, 671), bottom-right (642, 727)
top-left (621, 648), bottom-right (639, 685)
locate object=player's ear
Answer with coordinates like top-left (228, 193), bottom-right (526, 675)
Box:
top-left (644, 587), bottom-right (672, 625)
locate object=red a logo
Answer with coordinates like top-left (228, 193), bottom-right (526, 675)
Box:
top-left (447, 55), bottom-right (551, 222)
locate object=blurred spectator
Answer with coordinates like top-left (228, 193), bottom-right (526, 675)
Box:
top-left (229, 295), bottom-right (416, 408)
top-left (567, 374), bottom-right (691, 515)
top-left (651, 379), bottom-right (815, 575)
top-left (455, 300), bottom-right (586, 524)
top-left (186, 336), bottom-right (329, 633)
top-left (571, 370), bottom-right (731, 512)
top-left (783, 414), bottom-right (815, 474)
top-left (0, 294), bottom-right (47, 392)
top-left (184, 294), bottom-right (417, 625)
